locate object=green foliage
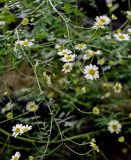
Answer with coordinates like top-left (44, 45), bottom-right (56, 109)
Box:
top-left (0, 0), bottom-right (131, 159)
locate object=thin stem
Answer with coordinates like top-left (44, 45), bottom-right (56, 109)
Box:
top-left (65, 144), bottom-right (93, 155)
top-left (0, 127), bottom-right (105, 144)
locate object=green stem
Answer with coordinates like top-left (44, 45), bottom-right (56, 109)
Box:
top-left (50, 85), bottom-right (89, 107)
top-left (0, 128), bottom-right (105, 144)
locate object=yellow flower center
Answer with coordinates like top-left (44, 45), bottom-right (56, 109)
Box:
top-left (14, 157), bottom-right (18, 160)
top-left (65, 65), bottom-right (70, 69)
top-left (119, 35), bottom-right (125, 39)
top-left (29, 105), bottom-right (36, 112)
top-left (100, 18), bottom-right (106, 23)
top-left (66, 56), bottom-right (72, 60)
top-left (93, 107), bottom-right (100, 114)
top-left (78, 44), bottom-right (85, 49)
top-left (23, 41), bottom-right (29, 45)
top-left (15, 128), bottom-right (20, 133)
top-left (89, 69), bottom-right (95, 75)
top-left (23, 128), bottom-right (28, 132)
top-left (22, 18), bottom-right (29, 25)
top-left (62, 51), bottom-right (67, 55)
top-left (112, 124), bottom-right (117, 130)
top-left (115, 85), bottom-right (120, 90)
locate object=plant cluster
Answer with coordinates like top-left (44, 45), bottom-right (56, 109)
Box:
top-left (0, 0), bottom-right (131, 159)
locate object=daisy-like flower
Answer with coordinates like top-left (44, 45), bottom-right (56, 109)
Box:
top-left (57, 49), bottom-right (72, 56)
top-left (84, 64), bottom-right (99, 80)
top-left (89, 138), bottom-right (99, 152)
top-left (113, 82), bottom-right (122, 93)
top-left (113, 33), bottom-right (129, 41)
top-left (83, 50), bottom-right (94, 60)
top-left (26, 101), bottom-right (39, 112)
top-left (96, 50), bottom-right (103, 55)
top-left (96, 15), bottom-right (111, 25)
top-left (22, 124), bottom-right (32, 133)
top-left (19, 39), bottom-right (34, 47)
top-left (12, 124), bottom-right (23, 137)
top-left (92, 21), bottom-right (105, 29)
top-left (93, 15), bottom-right (110, 29)
top-left (61, 54), bottom-right (76, 62)
top-left (127, 11), bottom-right (131, 16)
top-left (62, 63), bottom-right (73, 73)
top-left (10, 152), bottom-right (21, 160)
top-left (108, 119), bottom-right (122, 134)
top-left (83, 50), bottom-right (102, 60)
top-left (75, 43), bottom-right (87, 50)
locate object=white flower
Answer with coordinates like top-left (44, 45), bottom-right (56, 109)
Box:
top-left (61, 54), bottom-right (76, 62)
top-left (22, 124), bottom-right (32, 133)
top-left (12, 124), bottom-right (23, 137)
top-left (108, 119), bottom-right (122, 134)
top-left (113, 33), bottom-right (129, 41)
top-left (96, 15), bottom-right (111, 25)
top-left (84, 49), bottom-right (102, 59)
top-left (10, 152), bottom-right (21, 160)
top-left (75, 43), bottom-right (87, 50)
top-left (89, 139), bottom-right (99, 152)
top-left (12, 124), bottom-right (33, 137)
top-left (18, 39), bottom-right (34, 47)
top-left (83, 50), bottom-right (102, 60)
top-left (92, 21), bottom-right (105, 29)
top-left (127, 28), bottom-right (131, 33)
top-left (127, 11), bottom-right (131, 16)
top-left (84, 64), bottom-right (99, 80)
top-left (26, 101), bottom-right (39, 112)
top-left (92, 15), bottom-right (110, 29)
top-left (83, 50), bottom-right (94, 60)
top-left (96, 50), bottom-right (103, 55)
top-left (57, 49), bottom-right (72, 56)
top-left (62, 63), bottom-right (73, 73)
